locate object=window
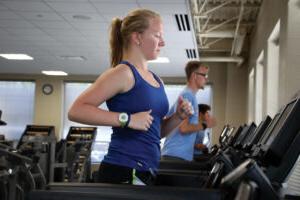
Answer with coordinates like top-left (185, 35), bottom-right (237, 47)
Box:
top-left (63, 82), bottom-right (111, 163)
top-left (0, 81), bottom-right (35, 141)
top-left (248, 68), bottom-right (255, 123)
top-left (165, 85), bottom-right (212, 109)
top-left (63, 82), bottom-right (212, 163)
top-left (255, 51), bottom-right (264, 124)
top-left (267, 20), bottom-right (280, 117)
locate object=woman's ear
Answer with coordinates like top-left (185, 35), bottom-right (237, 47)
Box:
top-left (131, 32), bottom-right (141, 46)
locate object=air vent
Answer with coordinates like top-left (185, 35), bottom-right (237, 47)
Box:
top-left (175, 14), bottom-right (190, 31)
top-left (186, 49), bottom-right (197, 59)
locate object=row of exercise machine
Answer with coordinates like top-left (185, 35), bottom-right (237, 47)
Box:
top-left (0, 125), bottom-right (96, 200)
top-left (0, 96), bottom-right (300, 200)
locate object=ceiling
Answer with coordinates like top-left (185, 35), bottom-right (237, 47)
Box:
top-left (189, 0), bottom-right (262, 66)
top-left (0, 0), bottom-right (198, 77)
top-left (0, 0), bottom-right (262, 77)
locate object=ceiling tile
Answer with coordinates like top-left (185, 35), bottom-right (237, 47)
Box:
top-left (44, 0), bottom-right (90, 2)
top-left (69, 21), bottom-right (109, 31)
top-left (1, 1), bottom-right (52, 12)
top-left (0, 0), bottom-right (196, 76)
top-left (138, 3), bottom-right (187, 14)
top-left (90, 0), bottom-right (137, 3)
top-left (59, 12), bottom-right (106, 23)
top-left (17, 11), bottom-right (63, 21)
top-left (43, 28), bottom-right (82, 38)
top-left (5, 27), bottom-right (45, 36)
top-left (92, 2), bottom-right (139, 14)
top-left (0, 19), bottom-right (35, 28)
top-left (0, 28), bottom-right (10, 36)
top-left (32, 20), bottom-right (73, 29)
top-left (0, 10), bottom-right (22, 20)
top-left (0, 3), bottom-right (9, 11)
top-left (137, 0), bottom-right (185, 3)
top-left (46, 2), bottom-right (98, 13)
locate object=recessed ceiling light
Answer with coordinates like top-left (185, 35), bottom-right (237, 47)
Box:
top-left (73, 15), bottom-right (91, 20)
top-left (0, 54), bottom-right (33, 60)
top-left (42, 70), bottom-right (68, 76)
top-left (148, 57), bottom-right (170, 63)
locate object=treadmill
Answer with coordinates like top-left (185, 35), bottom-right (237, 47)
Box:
top-left (27, 98), bottom-right (300, 200)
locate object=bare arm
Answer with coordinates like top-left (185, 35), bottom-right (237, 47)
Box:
top-left (68, 64), bottom-right (153, 131)
top-left (179, 119), bottom-right (204, 134)
top-left (160, 96), bottom-right (194, 138)
top-left (194, 143), bottom-right (207, 150)
top-left (160, 114), bottom-right (182, 138)
top-left (68, 65), bottom-right (131, 126)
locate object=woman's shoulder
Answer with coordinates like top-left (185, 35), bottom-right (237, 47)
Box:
top-left (103, 63), bottom-right (134, 79)
top-left (98, 64), bottom-right (135, 93)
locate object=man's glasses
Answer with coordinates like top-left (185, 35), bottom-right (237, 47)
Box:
top-left (194, 72), bottom-right (208, 79)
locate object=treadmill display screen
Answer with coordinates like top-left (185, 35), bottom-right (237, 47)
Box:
top-left (262, 98), bottom-right (300, 166)
top-left (220, 125), bottom-right (228, 138)
top-left (247, 115), bottom-right (271, 146)
top-left (265, 100), bottom-right (295, 147)
top-left (258, 113), bottom-right (281, 146)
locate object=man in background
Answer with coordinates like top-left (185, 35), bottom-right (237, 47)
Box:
top-left (161, 61), bottom-right (209, 161)
top-left (193, 104), bottom-right (216, 161)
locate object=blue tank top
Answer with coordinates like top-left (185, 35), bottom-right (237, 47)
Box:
top-left (103, 61), bottom-right (169, 171)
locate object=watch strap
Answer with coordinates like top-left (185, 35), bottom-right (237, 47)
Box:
top-left (124, 113), bottom-right (131, 128)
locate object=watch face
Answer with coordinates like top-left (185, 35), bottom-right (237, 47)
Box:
top-left (119, 113), bottom-right (128, 122)
top-left (119, 113), bottom-right (128, 127)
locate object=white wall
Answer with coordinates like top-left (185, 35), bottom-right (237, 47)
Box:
top-left (284, 0), bottom-right (300, 103)
top-left (225, 63), bottom-right (247, 127)
top-left (248, 0), bottom-right (300, 120)
top-left (266, 20), bottom-right (280, 117)
top-left (205, 62), bottom-right (247, 144)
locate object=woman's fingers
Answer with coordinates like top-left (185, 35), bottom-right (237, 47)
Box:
top-left (129, 110), bottom-right (154, 131)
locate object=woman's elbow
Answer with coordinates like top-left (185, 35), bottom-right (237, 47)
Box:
top-left (68, 108), bottom-right (75, 122)
top-left (68, 104), bottom-right (79, 122)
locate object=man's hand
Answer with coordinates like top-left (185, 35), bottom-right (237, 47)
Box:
top-left (176, 96), bottom-right (194, 120)
top-left (195, 143), bottom-right (208, 154)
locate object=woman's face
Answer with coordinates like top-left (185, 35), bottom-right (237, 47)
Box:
top-left (139, 17), bottom-right (165, 60)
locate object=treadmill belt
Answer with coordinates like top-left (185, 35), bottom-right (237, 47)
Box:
top-left (28, 183), bottom-right (223, 200)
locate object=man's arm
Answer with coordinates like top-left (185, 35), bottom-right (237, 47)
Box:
top-left (179, 118), bottom-right (204, 134)
top-left (161, 97), bottom-right (194, 138)
top-left (194, 143), bottom-right (207, 150)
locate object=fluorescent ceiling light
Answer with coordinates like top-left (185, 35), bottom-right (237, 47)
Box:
top-left (42, 70), bottom-right (68, 76)
top-left (148, 57), bottom-right (170, 63)
top-left (0, 54), bottom-right (33, 60)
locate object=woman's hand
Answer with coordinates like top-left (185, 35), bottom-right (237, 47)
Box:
top-left (176, 96), bottom-right (194, 120)
top-left (128, 110), bottom-right (153, 131)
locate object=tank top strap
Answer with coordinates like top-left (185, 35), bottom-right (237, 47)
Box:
top-left (150, 71), bottom-right (163, 87)
top-left (119, 60), bottom-right (141, 82)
